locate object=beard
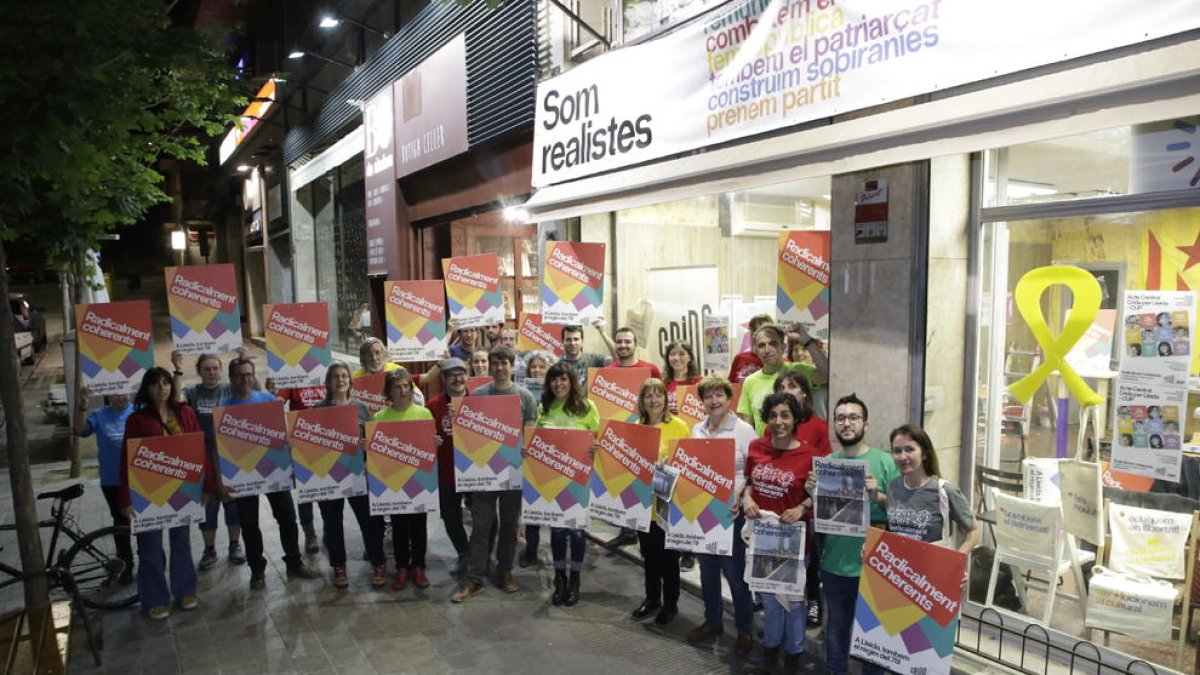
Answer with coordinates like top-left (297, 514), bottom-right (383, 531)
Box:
top-left (836, 429), bottom-right (865, 448)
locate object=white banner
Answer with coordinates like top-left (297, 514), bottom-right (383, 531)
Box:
top-left (532, 0), bottom-right (1200, 187)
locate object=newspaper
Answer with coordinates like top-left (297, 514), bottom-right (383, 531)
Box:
top-left (813, 457), bottom-right (868, 536)
top-left (744, 515), bottom-right (806, 595)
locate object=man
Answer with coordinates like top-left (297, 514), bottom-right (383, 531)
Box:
top-left (559, 319), bottom-right (613, 385)
top-left (735, 324), bottom-right (828, 434)
top-left (451, 346), bottom-right (538, 602)
top-left (497, 327), bottom-right (527, 378)
top-left (221, 357), bottom-right (319, 589)
top-left (727, 313), bottom-right (773, 383)
top-left (484, 322), bottom-right (503, 348)
top-left (355, 337), bottom-right (424, 405)
top-left (426, 358), bottom-right (471, 574)
top-left (805, 394), bottom-right (897, 675)
top-left (607, 326), bottom-right (662, 379)
top-left (448, 326), bottom-right (483, 361)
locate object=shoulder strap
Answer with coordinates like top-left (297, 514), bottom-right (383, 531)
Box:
top-left (938, 478), bottom-right (951, 541)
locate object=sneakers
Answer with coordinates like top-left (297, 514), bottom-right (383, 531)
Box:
top-left (517, 549), bottom-right (537, 568)
top-left (179, 596), bottom-right (199, 610)
top-left (198, 547), bottom-right (218, 571)
top-left (287, 564), bottom-right (321, 580)
top-left (451, 579), bottom-right (484, 603)
top-left (332, 566), bottom-right (349, 589)
top-left (495, 570), bottom-right (519, 594)
top-left (148, 605), bottom-right (171, 621)
top-left (807, 599), bottom-right (823, 627)
top-left (371, 565), bottom-right (388, 589)
top-left (228, 542), bottom-right (246, 565)
top-left (411, 567), bottom-right (430, 589)
top-left (304, 526), bottom-right (320, 554)
top-left (392, 568), bottom-right (409, 590)
top-left (249, 571), bottom-right (266, 590)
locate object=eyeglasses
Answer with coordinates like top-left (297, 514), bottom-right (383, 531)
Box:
top-left (834, 414), bottom-right (864, 424)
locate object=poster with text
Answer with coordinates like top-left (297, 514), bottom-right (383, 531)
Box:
top-left (453, 395), bottom-right (524, 492)
top-left (75, 300), bottom-right (154, 395)
top-left (214, 400), bottom-right (292, 496)
top-left (165, 264), bottom-right (243, 354)
top-left (851, 528), bottom-right (966, 675)
top-left (384, 280), bottom-right (448, 362)
top-left (351, 371), bottom-right (388, 416)
top-left (365, 420), bottom-right (440, 515)
top-left (522, 428), bottom-right (594, 528)
top-left (125, 432), bottom-right (207, 533)
top-left (442, 254), bottom-right (504, 328)
top-left (813, 457), bottom-right (868, 536)
top-left (1111, 379), bottom-right (1186, 482)
top-left (541, 241), bottom-right (606, 325)
top-left (287, 405), bottom-right (365, 503)
top-left (517, 313), bottom-right (566, 357)
top-left (744, 516), bottom-right (806, 595)
top-left (590, 421), bottom-right (660, 531)
top-left (264, 302), bottom-right (331, 388)
top-left (777, 232), bottom-right (831, 340)
top-left (665, 438), bottom-right (736, 555)
top-left (1064, 308), bottom-right (1116, 375)
top-left (703, 313), bottom-right (732, 373)
top-left (1118, 290), bottom-right (1194, 385)
top-left (588, 367), bottom-right (651, 424)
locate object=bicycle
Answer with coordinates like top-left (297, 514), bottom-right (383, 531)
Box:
top-left (0, 483), bottom-right (139, 665)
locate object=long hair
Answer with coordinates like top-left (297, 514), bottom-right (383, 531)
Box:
top-left (664, 340), bottom-right (699, 381)
top-left (889, 424), bottom-right (941, 477)
top-left (772, 370), bottom-right (814, 421)
top-left (637, 378), bottom-right (672, 424)
top-left (541, 362), bottom-right (588, 416)
top-left (322, 362), bottom-right (353, 404)
top-left (133, 367), bottom-right (178, 410)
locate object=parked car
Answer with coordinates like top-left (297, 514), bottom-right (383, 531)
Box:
top-left (14, 330), bottom-right (32, 365)
top-left (9, 293), bottom-right (47, 352)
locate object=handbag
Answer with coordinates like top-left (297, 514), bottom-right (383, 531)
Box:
top-left (1085, 565), bottom-right (1178, 640)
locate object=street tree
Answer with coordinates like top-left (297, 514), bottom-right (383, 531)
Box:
top-left (0, 0), bottom-right (244, 618)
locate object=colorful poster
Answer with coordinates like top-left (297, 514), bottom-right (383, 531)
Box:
top-left (125, 432), bottom-right (207, 533)
top-left (664, 438), bottom-right (736, 555)
top-left (587, 367), bottom-right (651, 424)
top-left (441, 254), bottom-right (504, 328)
top-left (813, 458), bottom-right (868, 536)
top-left (453, 395), bottom-right (524, 492)
top-left (287, 405), bottom-right (365, 503)
top-left (264, 302), bottom-right (331, 388)
top-left (75, 300), bottom-right (154, 395)
top-left (1064, 308), bottom-right (1116, 374)
top-left (213, 400), bottom-right (292, 496)
top-left (702, 313), bottom-right (732, 373)
top-left (777, 231), bottom-right (831, 340)
top-left (744, 516), bottom-right (806, 595)
top-left (165, 264), bottom-right (243, 354)
top-left (540, 241), bottom-right (606, 325)
top-left (590, 421), bottom-right (660, 532)
top-left (384, 280), bottom-right (448, 362)
top-left (851, 528), bottom-right (967, 675)
top-left (351, 371), bottom-right (388, 416)
top-left (517, 313), bottom-right (565, 357)
top-left (1111, 381), bottom-right (1185, 482)
top-left (1118, 291), bottom-right (1194, 384)
top-left (365, 420), bottom-right (440, 515)
top-left (522, 428), bottom-right (594, 528)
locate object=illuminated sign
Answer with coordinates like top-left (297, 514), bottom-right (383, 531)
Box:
top-left (219, 79), bottom-right (277, 166)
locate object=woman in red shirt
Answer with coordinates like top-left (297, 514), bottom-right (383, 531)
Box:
top-left (120, 367), bottom-right (215, 620)
top-left (742, 392), bottom-right (821, 671)
top-left (663, 340), bottom-right (702, 414)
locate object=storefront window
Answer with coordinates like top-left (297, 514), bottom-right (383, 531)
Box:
top-left (973, 116), bottom-right (1200, 671)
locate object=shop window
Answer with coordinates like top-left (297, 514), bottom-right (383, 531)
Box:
top-left (450, 212), bottom-right (539, 322)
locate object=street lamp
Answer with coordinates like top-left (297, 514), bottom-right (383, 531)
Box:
top-left (318, 14), bottom-right (390, 38)
top-left (287, 50), bottom-right (356, 69)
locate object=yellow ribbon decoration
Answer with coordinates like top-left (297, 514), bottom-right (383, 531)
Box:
top-left (1007, 265), bottom-right (1104, 407)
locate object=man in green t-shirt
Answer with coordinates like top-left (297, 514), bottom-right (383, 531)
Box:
top-left (805, 393), bottom-right (897, 675)
top-left (735, 324), bottom-right (828, 433)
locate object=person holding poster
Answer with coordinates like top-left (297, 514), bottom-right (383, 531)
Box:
top-left (532, 362), bottom-right (600, 606)
top-left (355, 338), bottom-right (425, 406)
top-left (559, 322), bottom-right (612, 385)
top-left (373, 367), bottom-right (435, 590)
top-left (521, 352), bottom-right (552, 400)
top-left (609, 327), bottom-right (662, 379)
top-left (74, 388), bottom-right (135, 584)
top-left (119, 367), bottom-right (214, 619)
top-left (663, 340), bottom-right (702, 415)
top-left (498, 327), bottom-right (527, 378)
top-left (742, 392), bottom-right (821, 670)
top-left (804, 394), bottom-right (897, 675)
top-left (736, 325), bottom-right (828, 434)
top-left (222, 358), bottom-right (321, 590)
top-left (427, 358), bottom-right (472, 575)
top-left (687, 376), bottom-right (757, 656)
top-left (633, 378), bottom-right (691, 625)
top-left (448, 325), bottom-right (484, 361)
top-left (311, 363), bottom-right (387, 590)
top-left (881, 425), bottom-right (979, 558)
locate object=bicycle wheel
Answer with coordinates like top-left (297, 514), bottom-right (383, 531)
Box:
top-left (61, 525), bottom-right (139, 610)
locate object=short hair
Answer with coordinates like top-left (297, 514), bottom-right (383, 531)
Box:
top-left (760, 392), bottom-right (802, 429)
top-left (753, 324), bottom-right (787, 344)
top-left (834, 393), bottom-right (869, 422)
top-left (194, 353), bottom-right (221, 373)
top-left (488, 345), bottom-right (515, 365)
top-left (228, 356), bottom-right (255, 378)
top-left (696, 375), bottom-right (733, 400)
top-left (561, 324), bottom-right (584, 340)
top-left (359, 337), bottom-right (385, 359)
top-left (614, 326), bottom-right (637, 343)
top-left (772, 371), bottom-right (814, 420)
top-left (133, 367), bottom-right (179, 410)
top-left (382, 367), bottom-right (413, 398)
top-left (748, 314), bottom-right (774, 332)
top-left (525, 352), bottom-right (552, 370)
top-left (322, 362), bottom-right (354, 404)
top-left (889, 424), bottom-right (941, 477)
top-left (637, 378), bottom-right (672, 424)
top-left (664, 340), bottom-right (699, 380)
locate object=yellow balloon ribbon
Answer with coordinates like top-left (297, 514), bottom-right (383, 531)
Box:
top-left (1007, 266), bottom-right (1104, 407)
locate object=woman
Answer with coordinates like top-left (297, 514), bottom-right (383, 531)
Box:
top-left (469, 348), bottom-right (491, 378)
top-left (119, 367), bottom-right (215, 620)
top-left (373, 368), bottom-right (435, 589)
top-left (663, 340), bottom-right (702, 415)
top-left (878, 424), bottom-right (979, 558)
top-left (742, 393), bottom-right (822, 670)
top-left (534, 362), bottom-right (599, 606)
top-left (632, 378), bottom-right (690, 625)
top-left (687, 376), bottom-right (757, 656)
top-left (313, 362), bottom-right (387, 589)
top-left (74, 387), bottom-right (135, 584)
top-left (522, 351), bottom-right (551, 400)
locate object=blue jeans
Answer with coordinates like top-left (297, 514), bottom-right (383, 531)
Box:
top-left (550, 527), bottom-right (585, 571)
top-left (762, 593), bottom-right (806, 655)
top-left (136, 525), bottom-right (197, 610)
top-left (698, 515), bottom-right (753, 635)
top-left (199, 496), bottom-right (239, 532)
top-left (821, 570), bottom-right (886, 675)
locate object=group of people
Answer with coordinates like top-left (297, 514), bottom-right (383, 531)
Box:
top-left (75, 316), bottom-right (978, 675)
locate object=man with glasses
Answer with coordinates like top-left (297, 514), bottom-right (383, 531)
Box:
top-left (804, 393), bottom-right (897, 675)
top-left (427, 358), bottom-right (472, 574)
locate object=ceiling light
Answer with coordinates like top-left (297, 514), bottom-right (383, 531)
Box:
top-left (288, 50), bottom-right (305, 59)
top-left (319, 16), bottom-right (340, 28)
